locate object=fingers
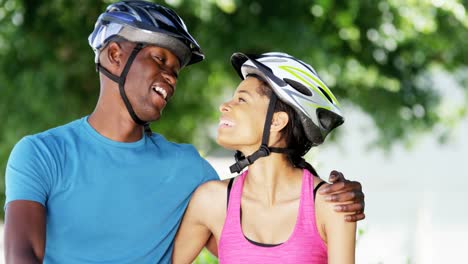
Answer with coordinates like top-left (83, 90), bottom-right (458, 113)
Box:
top-left (333, 201), bottom-right (366, 222)
top-left (326, 190), bottom-right (364, 203)
top-left (322, 171), bottom-right (366, 223)
top-left (320, 180), bottom-right (362, 195)
top-left (333, 202), bottom-right (364, 212)
top-left (320, 181), bottom-right (344, 194)
top-left (328, 170), bottom-right (345, 183)
top-left (345, 213), bottom-right (366, 222)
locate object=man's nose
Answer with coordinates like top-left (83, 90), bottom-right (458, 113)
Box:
top-left (161, 71), bottom-right (177, 86)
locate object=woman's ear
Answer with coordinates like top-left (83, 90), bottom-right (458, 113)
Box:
top-left (270, 111), bottom-right (289, 132)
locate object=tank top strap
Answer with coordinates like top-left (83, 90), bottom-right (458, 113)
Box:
top-left (301, 169), bottom-right (314, 209)
top-left (225, 170), bottom-right (248, 224)
top-left (298, 169), bottom-right (318, 231)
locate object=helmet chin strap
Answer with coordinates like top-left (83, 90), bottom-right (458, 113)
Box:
top-left (229, 93), bottom-right (292, 173)
top-left (97, 43), bottom-right (153, 136)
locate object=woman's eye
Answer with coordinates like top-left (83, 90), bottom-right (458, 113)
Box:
top-left (238, 97), bottom-right (246, 102)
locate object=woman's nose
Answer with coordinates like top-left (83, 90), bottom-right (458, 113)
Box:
top-left (219, 101), bottom-right (230, 112)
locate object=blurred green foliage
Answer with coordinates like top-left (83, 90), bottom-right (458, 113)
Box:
top-left (193, 248), bottom-right (218, 264)
top-left (0, 0), bottom-right (467, 233)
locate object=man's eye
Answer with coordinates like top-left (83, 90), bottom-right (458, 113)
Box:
top-left (153, 56), bottom-right (165, 62)
top-left (238, 97), bottom-right (246, 102)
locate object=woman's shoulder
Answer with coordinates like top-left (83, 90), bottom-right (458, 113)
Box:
top-left (312, 176), bottom-right (328, 189)
top-left (313, 177), bottom-right (335, 214)
top-left (190, 178), bottom-right (233, 211)
top-left (195, 177), bottom-right (232, 196)
top-left (313, 176), bottom-right (356, 238)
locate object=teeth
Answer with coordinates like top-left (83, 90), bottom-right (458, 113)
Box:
top-left (152, 86), bottom-right (167, 99)
top-left (220, 119), bottom-right (234, 127)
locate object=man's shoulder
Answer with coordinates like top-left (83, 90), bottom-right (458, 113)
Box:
top-left (150, 133), bottom-right (200, 156)
top-left (29, 117), bottom-right (84, 141)
top-left (149, 133), bottom-right (219, 179)
top-left (8, 118), bottom-right (85, 172)
top-left (17, 117), bottom-right (84, 153)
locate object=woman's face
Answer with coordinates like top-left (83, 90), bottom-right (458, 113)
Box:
top-left (216, 77), bottom-right (270, 154)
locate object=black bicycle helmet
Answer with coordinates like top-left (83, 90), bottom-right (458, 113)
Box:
top-left (88, 1), bottom-right (204, 135)
top-left (89, 0), bottom-right (204, 66)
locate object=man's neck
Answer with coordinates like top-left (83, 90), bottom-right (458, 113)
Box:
top-left (88, 106), bottom-right (143, 143)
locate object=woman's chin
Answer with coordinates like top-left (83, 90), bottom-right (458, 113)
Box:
top-left (216, 138), bottom-right (237, 150)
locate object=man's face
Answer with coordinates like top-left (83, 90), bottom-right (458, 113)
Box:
top-left (122, 44), bottom-right (181, 122)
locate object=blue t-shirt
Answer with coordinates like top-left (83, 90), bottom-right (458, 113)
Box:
top-left (5, 117), bottom-right (219, 263)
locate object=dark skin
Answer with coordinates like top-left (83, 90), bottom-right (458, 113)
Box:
top-left (4, 42), bottom-right (180, 264)
top-left (88, 41), bottom-right (180, 142)
top-left (4, 201), bottom-right (46, 263)
top-left (323, 170), bottom-right (365, 222)
top-left (4, 42), bottom-right (365, 263)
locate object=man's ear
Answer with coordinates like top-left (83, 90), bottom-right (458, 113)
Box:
top-left (270, 111), bottom-right (289, 132)
top-left (106, 42), bottom-right (123, 68)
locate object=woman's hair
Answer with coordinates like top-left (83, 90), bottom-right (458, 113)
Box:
top-left (252, 75), bottom-right (319, 177)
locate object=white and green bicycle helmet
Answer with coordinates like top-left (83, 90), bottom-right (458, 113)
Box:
top-left (229, 52), bottom-right (344, 173)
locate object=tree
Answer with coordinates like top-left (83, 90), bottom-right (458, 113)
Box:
top-left (1, 0), bottom-right (467, 215)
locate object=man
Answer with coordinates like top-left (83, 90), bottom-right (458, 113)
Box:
top-left (4, 1), bottom-right (365, 263)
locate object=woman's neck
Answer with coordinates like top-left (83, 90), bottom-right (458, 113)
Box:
top-left (243, 154), bottom-right (303, 206)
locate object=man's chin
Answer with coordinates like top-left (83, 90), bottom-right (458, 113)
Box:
top-left (149, 106), bottom-right (165, 120)
top-left (137, 110), bottom-right (162, 124)
top-left (148, 113), bottom-right (162, 122)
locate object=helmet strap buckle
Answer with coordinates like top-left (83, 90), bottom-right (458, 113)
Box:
top-left (229, 93), bottom-right (278, 173)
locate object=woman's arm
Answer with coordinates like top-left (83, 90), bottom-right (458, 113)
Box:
top-left (205, 235), bottom-right (218, 257)
top-left (316, 183), bottom-right (357, 264)
top-left (172, 183), bottom-right (215, 264)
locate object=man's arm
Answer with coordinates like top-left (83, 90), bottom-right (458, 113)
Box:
top-left (319, 170), bottom-right (366, 222)
top-left (4, 200), bottom-right (46, 264)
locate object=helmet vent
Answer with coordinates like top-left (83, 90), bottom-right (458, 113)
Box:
top-left (261, 58), bottom-right (287, 63)
top-left (284, 78), bottom-right (312, 96)
top-left (318, 86), bottom-right (333, 104)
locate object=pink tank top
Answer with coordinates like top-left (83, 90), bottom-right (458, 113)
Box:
top-left (218, 169), bottom-right (328, 263)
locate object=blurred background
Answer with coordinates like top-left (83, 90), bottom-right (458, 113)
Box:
top-left (0, 0), bottom-right (467, 263)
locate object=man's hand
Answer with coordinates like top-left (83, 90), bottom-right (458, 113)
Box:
top-left (319, 170), bottom-right (365, 222)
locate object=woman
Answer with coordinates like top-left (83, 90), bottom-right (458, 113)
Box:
top-left (173, 52), bottom-right (356, 263)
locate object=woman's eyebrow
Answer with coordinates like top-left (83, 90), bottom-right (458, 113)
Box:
top-left (236, 89), bottom-right (252, 97)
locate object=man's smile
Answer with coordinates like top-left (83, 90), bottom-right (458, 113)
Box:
top-left (151, 83), bottom-right (174, 102)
